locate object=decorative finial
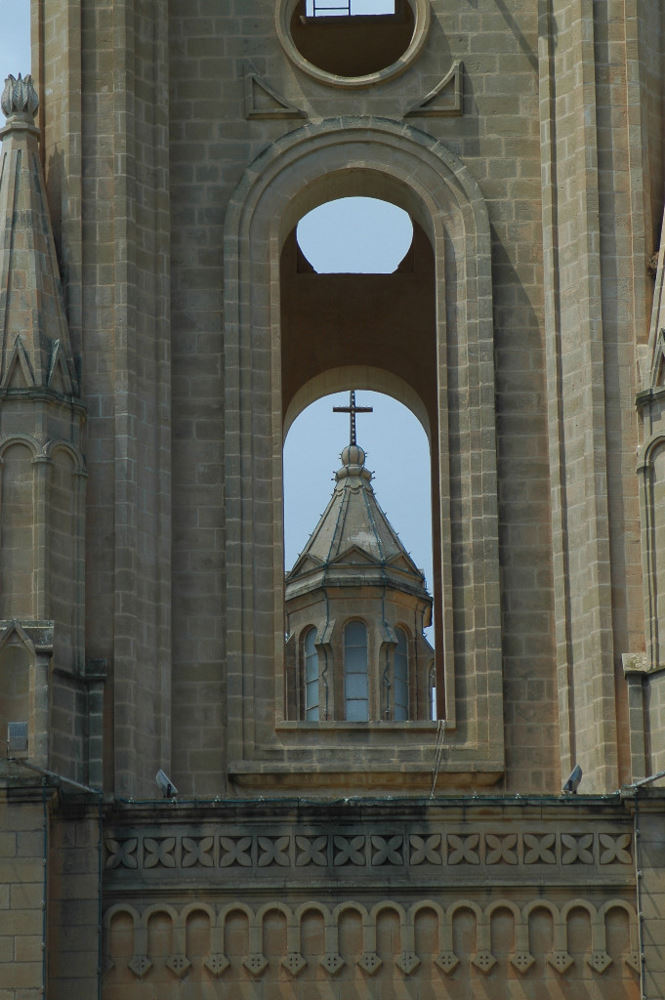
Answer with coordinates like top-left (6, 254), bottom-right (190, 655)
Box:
top-left (1, 74), bottom-right (39, 121)
top-left (333, 390), bottom-right (373, 447)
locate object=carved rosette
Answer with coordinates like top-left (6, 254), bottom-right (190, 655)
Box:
top-left (1, 74), bottom-right (39, 121)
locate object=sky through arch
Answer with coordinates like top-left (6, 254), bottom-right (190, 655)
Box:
top-left (297, 197), bottom-right (413, 273)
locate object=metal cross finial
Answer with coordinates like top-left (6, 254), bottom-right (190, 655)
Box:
top-left (333, 390), bottom-right (373, 446)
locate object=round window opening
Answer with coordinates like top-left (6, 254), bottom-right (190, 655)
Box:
top-left (276, 0), bottom-right (430, 88)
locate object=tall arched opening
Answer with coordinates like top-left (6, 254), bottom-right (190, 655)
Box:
top-left (223, 119), bottom-right (503, 790)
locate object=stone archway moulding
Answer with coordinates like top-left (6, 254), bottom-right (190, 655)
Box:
top-left (223, 117), bottom-right (503, 789)
top-left (283, 366), bottom-right (431, 441)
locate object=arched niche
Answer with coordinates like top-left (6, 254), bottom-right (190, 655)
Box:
top-left (0, 622), bottom-right (50, 765)
top-left (0, 637), bottom-right (31, 746)
top-left (639, 435), bottom-right (665, 670)
top-left (223, 118), bottom-right (503, 790)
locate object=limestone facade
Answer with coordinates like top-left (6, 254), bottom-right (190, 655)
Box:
top-left (0, 0), bottom-right (664, 997)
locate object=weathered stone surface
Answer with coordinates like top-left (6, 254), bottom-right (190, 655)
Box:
top-left (0, 0), bottom-right (664, 996)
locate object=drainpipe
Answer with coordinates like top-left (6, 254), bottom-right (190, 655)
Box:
top-left (623, 769), bottom-right (665, 1000)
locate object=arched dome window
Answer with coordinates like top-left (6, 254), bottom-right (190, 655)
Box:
top-left (393, 627), bottom-right (409, 721)
top-left (303, 627), bottom-right (320, 720)
top-left (344, 620), bottom-right (369, 721)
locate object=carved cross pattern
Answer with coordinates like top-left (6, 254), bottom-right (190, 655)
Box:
top-left (144, 837), bottom-right (177, 869)
top-left (561, 833), bottom-right (594, 865)
top-left (220, 836), bottom-right (252, 867)
top-left (105, 837), bottom-right (138, 870)
top-left (334, 835), bottom-right (366, 866)
top-left (371, 834), bottom-right (403, 865)
top-left (182, 836), bottom-right (214, 868)
top-left (257, 836), bottom-right (290, 867)
top-left (447, 833), bottom-right (480, 865)
top-left (409, 833), bottom-right (442, 865)
top-left (524, 833), bottom-right (556, 864)
top-left (295, 835), bottom-right (327, 866)
top-left (599, 833), bottom-right (632, 864)
top-left (485, 833), bottom-right (518, 865)
top-left (102, 827), bottom-right (629, 872)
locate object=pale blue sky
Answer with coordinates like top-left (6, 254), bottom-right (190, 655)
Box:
top-left (0, 2), bottom-right (435, 630)
top-left (0, 2), bottom-right (30, 78)
top-left (306, 0), bottom-right (394, 14)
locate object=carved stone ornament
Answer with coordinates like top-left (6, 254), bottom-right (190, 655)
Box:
top-left (472, 950), bottom-right (497, 974)
top-left (282, 952), bottom-right (307, 977)
top-left (243, 953), bottom-right (268, 977)
top-left (395, 950), bottom-right (420, 975)
top-left (105, 897), bottom-right (639, 984)
top-left (548, 950), bottom-right (574, 974)
top-left (320, 952), bottom-right (344, 975)
top-left (127, 954), bottom-right (152, 979)
top-left (358, 951), bottom-right (382, 975)
top-left (103, 826), bottom-right (635, 875)
top-left (165, 953), bottom-right (191, 978)
top-left (435, 951), bottom-right (459, 974)
top-left (203, 953), bottom-right (229, 977)
top-left (587, 949), bottom-right (612, 974)
top-left (511, 950), bottom-right (535, 974)
top-left (1, 74), bottom-right (39, 120)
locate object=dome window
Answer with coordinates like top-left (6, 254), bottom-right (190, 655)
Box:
top-left (344, 620), bottom-right (369, 721)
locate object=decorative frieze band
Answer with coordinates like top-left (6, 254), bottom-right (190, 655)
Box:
top-left (104, 897), bottom-right (639, 982)
top-left (105, 829), bottom-right (632, 873)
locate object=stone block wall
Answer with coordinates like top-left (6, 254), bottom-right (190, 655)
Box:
top-left (0, 787), bottom-right (47, 999)
top-left (101, 798), bottom-right (641, 999)
top-left (47, 807), bottom-right (102, 1000)
top-left (31, 0), bottom-right (573, 797)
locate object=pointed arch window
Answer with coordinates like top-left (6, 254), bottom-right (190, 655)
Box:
top-left (344, 620), bottom-right (369, 721)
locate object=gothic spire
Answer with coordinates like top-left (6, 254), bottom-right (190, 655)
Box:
top-left (286, 438), bottom-right (431, 607)
top-left (0, 74), bottom-right (77, 395)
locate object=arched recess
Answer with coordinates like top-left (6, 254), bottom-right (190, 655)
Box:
top-left (223, 118), bottom-right (502, 790)
top-left (47, 443), bottom-right (86, 671)
top-left (0, 441), bottom-right (37, 618)
top-left (639, 435), bottom-right (665, 669)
